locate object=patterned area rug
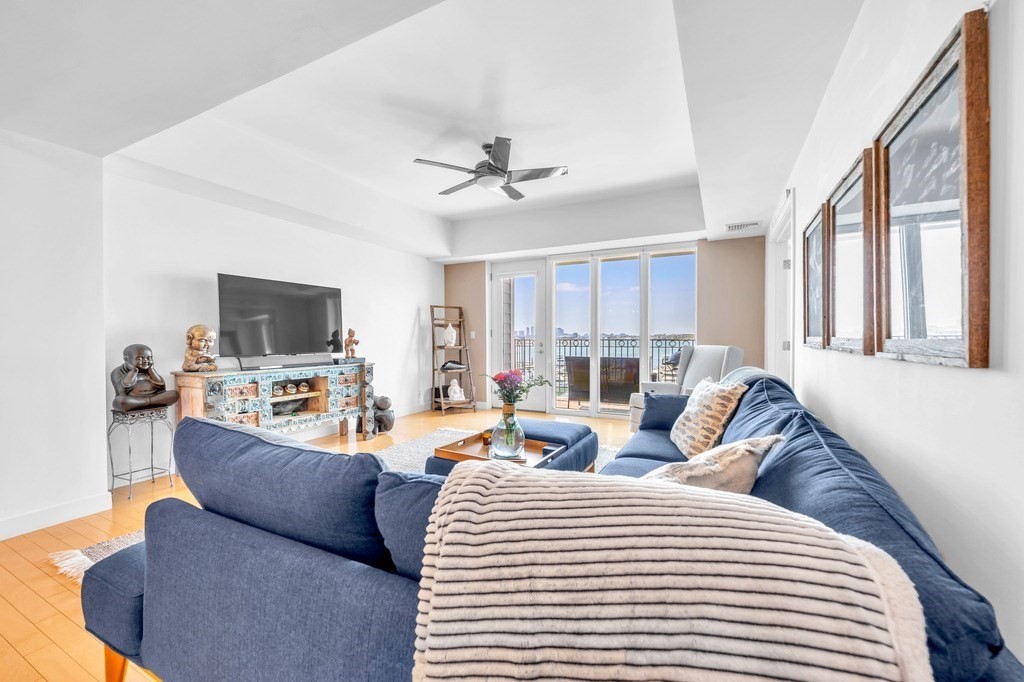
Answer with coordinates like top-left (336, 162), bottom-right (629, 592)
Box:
top-left (372, 427), bottom-right (620, 473)
top-left (49, 529), bottom-right (145, 584)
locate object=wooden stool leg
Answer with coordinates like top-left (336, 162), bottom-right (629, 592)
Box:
top-left (105, 646), bottom-right (128, 682)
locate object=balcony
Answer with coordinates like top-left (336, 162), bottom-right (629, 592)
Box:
top-left (512, 335), bottom-right (695, 413)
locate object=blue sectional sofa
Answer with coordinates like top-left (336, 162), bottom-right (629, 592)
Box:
top-left (83, 373), bottom-right (1022, 681)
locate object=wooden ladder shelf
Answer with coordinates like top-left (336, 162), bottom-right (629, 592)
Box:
top-left (430, 304), bottom-right (477, 414)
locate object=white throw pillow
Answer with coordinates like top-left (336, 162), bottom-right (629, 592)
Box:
top-left (669, 377), bottom-right (749, 458)
top-left (643, 435), bottom-right (784, 494)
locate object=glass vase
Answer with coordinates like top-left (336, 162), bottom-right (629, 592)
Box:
top-left (489, 403), bottom-right (525, 459)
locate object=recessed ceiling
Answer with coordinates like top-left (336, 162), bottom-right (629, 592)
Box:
top-left (122, 0), bottom-right (697, 219)
top-left (0, 0), bottom-right (442, 155)
top-left (674, 0), bottom-right (863, 239)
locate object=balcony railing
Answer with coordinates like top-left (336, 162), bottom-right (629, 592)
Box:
top-left (512, 336), bottom-right (695, 411)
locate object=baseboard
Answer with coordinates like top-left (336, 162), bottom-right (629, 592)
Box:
top-left (477, 401), bottom-right (491, 411)
top-left (0, 492), bottom-right (112, 541)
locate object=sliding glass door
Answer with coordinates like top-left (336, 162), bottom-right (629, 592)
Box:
top-left (491, 260), bottom-right (547, 412)
top-left (551, 247), bottom-right (695, 417)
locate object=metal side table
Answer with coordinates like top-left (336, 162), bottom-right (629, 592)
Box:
top-left (107, 407), bottom-right (175, 499)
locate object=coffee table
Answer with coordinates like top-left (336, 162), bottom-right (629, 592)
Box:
top-left (434, 432), bottom-right (567, 468)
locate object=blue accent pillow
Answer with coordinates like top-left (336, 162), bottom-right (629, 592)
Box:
top-left (638, 393), bottom-right (689, 431)
top-left (174, 417), bottom-right (390, 568)
top-left (375, 471), bottom-right (446, 580)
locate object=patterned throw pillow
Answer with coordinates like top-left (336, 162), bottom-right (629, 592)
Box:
top-left (669, 378), bottom-right (749, 458)
top-left (643, 435), bottom-right (784, 494)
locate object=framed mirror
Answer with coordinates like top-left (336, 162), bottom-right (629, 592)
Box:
top-left (803, 207), bottom-right (826, 349)
top-left (873, 10), bottom-right (989, 367)
top-left (827, 150), bottom-right (874, 354)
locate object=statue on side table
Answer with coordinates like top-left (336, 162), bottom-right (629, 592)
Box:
top-left (182, 324), bottom-right (218, 372)
top-left (111, 344), bottom-right (180, 412)
top-left (344, 328), bottom-right (359, 359)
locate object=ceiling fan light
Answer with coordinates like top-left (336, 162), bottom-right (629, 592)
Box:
top-left (476, 175), bottom-right (504, 190)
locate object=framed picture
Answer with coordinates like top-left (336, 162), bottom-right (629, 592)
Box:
top-left (803, 207), bottom-right (826, 349)
top-left (872, 9), bottom-right (989, 367)
top-left (826, 149), bottom-right (874, 355)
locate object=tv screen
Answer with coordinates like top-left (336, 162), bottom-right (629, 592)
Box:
top-left (218, 274), bottom-right (342, 357)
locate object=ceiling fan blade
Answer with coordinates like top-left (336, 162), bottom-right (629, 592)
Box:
top-left (414, 158), bottom-right (474, 174)
top-left (488, 137), bottom-right (511, 173)
top-left (506, 166), bottom-right (569, 184)
top-left (439, 178), bottom-right (478, 195)
top-left (498, 184), bottom-right (524, 201)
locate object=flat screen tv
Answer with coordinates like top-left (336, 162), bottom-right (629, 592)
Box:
top-left (218, 274), bottom-right (342, 357)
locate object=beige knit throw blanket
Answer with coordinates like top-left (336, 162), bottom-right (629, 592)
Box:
top-left (414, 461), bottom-right (932, 682)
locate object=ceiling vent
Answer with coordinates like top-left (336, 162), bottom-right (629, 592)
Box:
top-left (726, 221), bottom-right (760, 233)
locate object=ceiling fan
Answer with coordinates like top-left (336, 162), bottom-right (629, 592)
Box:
top-left (413, 136), bottom-right (567, 201)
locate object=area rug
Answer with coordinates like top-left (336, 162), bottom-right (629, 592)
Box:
top-left (49, 529), bottom-right (145, 583)
top-left (372, 427), bottom-right (619, 473)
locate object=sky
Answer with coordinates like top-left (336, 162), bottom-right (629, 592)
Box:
top-left (513, 253), bottom-right (696, 337)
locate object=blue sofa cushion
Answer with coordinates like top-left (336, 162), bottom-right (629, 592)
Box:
top-left (752, 413), bottom-right (1002, 680)
top-left (613, 428), bottom-right (687, 464)
top-left (720, 376), bottom-right (804, 444)
top-left (638, 393), bottom-right (689, 431)
top-left (173, 417), bottom-right (390, 568)
top-left (518, 418), bottom-right (591, 447)
top-left (375, 471), bottom-right (445, 580)
top-left (598, 456), bottom-right (666, 478)
top-left (82, 542), bottom-right (146, 662)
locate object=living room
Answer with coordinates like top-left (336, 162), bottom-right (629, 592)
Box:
top-left (1, 0), bottom-right (1022, 680)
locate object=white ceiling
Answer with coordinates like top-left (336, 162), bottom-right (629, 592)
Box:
top-left (122, 0), bottom-right (698, 219)
top-left (0, 0), bottom-right (441, 155)
top-left (674, 0), bottom-right (863, 239)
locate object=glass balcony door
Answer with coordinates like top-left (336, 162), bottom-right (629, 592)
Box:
top-left (490, 260), bottom-right (547, 412)
top-left (551, 247), bottom-right (696, 418)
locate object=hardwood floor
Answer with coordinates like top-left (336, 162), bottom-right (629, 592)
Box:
top-left (0, 408), bottom-right (629, 681)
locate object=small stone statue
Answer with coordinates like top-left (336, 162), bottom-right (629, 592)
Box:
top-left (111, 344), bottom-right (180, 412)
top-left (182, 324), bottom-right (218, 372)
top-left (447, 379), bottom-right (466, 402)
top-left (344, 328), bottom-right (359, 359)
top-left (373, 396), bottom-right (395, 433)
top-left (326, 330), bottom-right (344, 353)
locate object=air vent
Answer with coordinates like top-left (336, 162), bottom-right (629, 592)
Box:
top-left (726, 221), bottom-right (760, 233)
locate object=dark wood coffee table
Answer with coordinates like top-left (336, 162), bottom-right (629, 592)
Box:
top-left (434, 432), bottom-right (566, 468)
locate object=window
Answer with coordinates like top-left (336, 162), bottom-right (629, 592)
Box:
top-left (552, 247), bottom-right (696, 416)
top-left (827, 150), bottom-right (874, 354)
top-left (803, 209), bottom-right (826, 348)
top-left (873, 10), bottom-right (989, 367)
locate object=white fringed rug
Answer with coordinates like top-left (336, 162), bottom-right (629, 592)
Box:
top-left (372, 427), bottom-right (619, 473)
top-left (49, 530), bottom-right (145, 584)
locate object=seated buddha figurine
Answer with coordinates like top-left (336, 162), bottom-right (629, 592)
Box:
top-left (111, 344), bottom-right (180, 412)
top-left (182, 324), bottom-right (218, 372)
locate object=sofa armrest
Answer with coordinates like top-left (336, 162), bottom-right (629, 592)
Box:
top-left (638, 382), bottom-right (682, 395)
top-left (139, 499), bottom-right (419, 681)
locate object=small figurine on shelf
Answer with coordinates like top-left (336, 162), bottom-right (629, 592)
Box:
top-left (442, 322), bottom-right (458, 347)
top-left (182, 324), bottom-right (218, 372)
top-left (111, 344), bottom-right (180, 412)
top-left (374, 396), bottom-right (395, 433)
top-left (447, 379), bottom-right (466, 402)
top-left (344, 328), bottom-right (359, 358)
top-left (326, 330), bottom-right (344, 353)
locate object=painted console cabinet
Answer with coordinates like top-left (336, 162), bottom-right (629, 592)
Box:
top-left (171, 361), bottom-right (374, 440)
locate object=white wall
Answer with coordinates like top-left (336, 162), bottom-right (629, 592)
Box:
top-left (787, 0), bottom-right (1024, 648)
top-left (103, 168), bottom-right (445, 470)
top-left (0, 129), bottom-right (110, 539)
top-left (447, 183), bottom-right (705, 262)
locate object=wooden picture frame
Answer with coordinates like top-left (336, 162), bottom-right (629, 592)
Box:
top-left (826, 149), bottom-right (875, 355)
top-left (803, 206), bottom-right (827, 349)
top-left (872, 9), bottom-right (989, 367)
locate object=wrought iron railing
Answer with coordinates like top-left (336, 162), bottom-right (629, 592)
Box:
top-left (511, 336), bottom-right (695, 409)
